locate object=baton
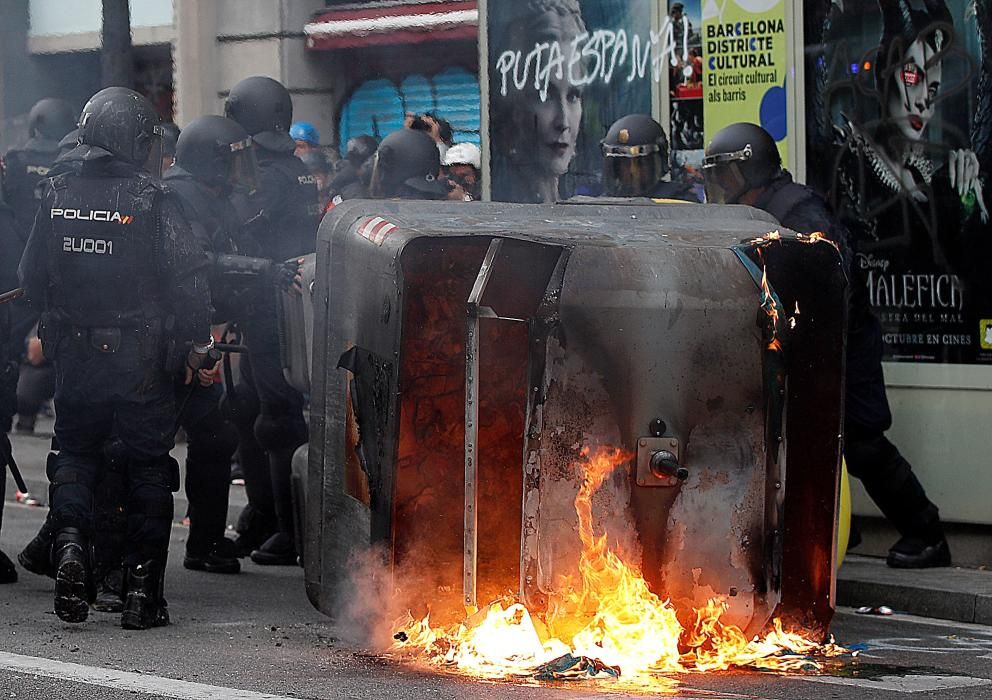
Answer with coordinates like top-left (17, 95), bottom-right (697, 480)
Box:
top-left (184, 341), bottom-right (249, 355)
top-left (0, 288), bottom-right (23, 305)
top-left (174, 347), bottom-right (223, 434)
top-left (0, 432), bottom-right (29, 494)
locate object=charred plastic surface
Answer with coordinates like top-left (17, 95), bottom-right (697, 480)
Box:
top-left (306, 200), bottom-right (846, 638)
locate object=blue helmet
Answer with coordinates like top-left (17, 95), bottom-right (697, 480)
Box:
top-left (289, 121), bottom-right (319, 145)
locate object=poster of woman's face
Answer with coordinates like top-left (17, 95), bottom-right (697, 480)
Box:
top-left (488, 0), bottom-right (656, 203)
top-left (806, 0), bottom-right (992, 364)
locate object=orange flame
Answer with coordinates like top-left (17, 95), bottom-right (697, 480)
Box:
top-left (392, 447), bottom-right (847, 684)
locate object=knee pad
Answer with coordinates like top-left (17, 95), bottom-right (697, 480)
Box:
top-left (48, 458), bottom-right (97, 490)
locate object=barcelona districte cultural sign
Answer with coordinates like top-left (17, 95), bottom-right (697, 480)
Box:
top-left (805, 0), bottom-right (992, 364)
top-left (487, 0), bottom-right (689, 203)
top-left (702, 0), bottom-right (788, 163)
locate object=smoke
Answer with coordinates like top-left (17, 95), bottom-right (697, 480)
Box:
top-left (333, 543), bottom-right (400, 650)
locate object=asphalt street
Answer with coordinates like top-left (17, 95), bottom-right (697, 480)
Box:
top-left (2, 432), bottom-right (991, 699)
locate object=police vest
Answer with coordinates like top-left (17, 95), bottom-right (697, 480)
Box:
top-left (164, 172), bottom-right (238, 256)
top-left (2, 146), bottom-right (58, 238)
top-left (258, 153), bottom-right (320, 260)
top-left (46, 172), bottom-right (165, 328)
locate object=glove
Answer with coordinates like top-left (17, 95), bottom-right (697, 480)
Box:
top-left (186, 338), bottom-right (216, 371)
top-left (266, 259), bottom-right (302, 292)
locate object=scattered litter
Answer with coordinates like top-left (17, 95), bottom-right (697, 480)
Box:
top-left (15, 491), bottom-right (44, 507)
top-left (856, 606), bottom-right (894, 616)
top-left (531, 654), bottom-right (621, 681)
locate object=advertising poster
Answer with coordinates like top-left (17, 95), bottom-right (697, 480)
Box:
top-left (805, 0), bottom-right (992, 364)
top-left (668, 0), bottom-right (706, 199)
top-left (488, 0), bottom-right (690, 202)
top-left (701, 0), bottom-right (788, 162)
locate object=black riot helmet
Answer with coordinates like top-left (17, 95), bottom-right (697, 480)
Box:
top-left (369, 129), bottom-right (448, 200)
top-left (224, 76), bottom-right (295, 152)
top-left (28, 98), bottom-right (76, 141)
top-left (702, 122), bottom-right (781, 204)
top-left (345, 134), bottom-right (378, 165)
top-left (175, 115), bottom-right (257, 191)
top-left (78, 87), bottom-right (164, 173)
top-left (601, 114), bottom-right (671, 197)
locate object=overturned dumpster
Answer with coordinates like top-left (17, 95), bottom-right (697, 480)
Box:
top-left (305, 200), bottom-right (847, 656)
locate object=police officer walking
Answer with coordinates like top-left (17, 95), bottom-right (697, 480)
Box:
top-left (165, 114), bottom-right (300, 574)
top-left (601, 115), bottom-right (698, 201)
top-left (2, 98), bottom-right (77, 241)
top-left (18, 87), bottom-right (215, 626)
top-left (0, 183), bottom-right (21, 584)
top-left (702, 122), bottom-right (950, 568)
top-left (223, 77), bottom-right (318, 565)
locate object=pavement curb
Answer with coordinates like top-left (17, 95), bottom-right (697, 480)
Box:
top-left (838, 556), bottom-right (992, 625)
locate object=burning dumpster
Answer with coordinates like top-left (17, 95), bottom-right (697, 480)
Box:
top-left (305, 199), bottom-right (848, 678)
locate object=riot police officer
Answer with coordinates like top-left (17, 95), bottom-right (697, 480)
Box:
top-left (702, 122), bottom-right (950, 568)
top-left (2, 98), bottom-right (76, 240)
top-left (17, 87), bottom-right (214, 626)
top-left (368, 128), bottom-right (450, 200)
top-left (0, 187), bottom-right (20, 585)
top-left (601, 114), bottom-right (698, 201)
top-left (166, 114), bottom-right (300, 574)
top-left (224, 76), bottom-right (318, 565)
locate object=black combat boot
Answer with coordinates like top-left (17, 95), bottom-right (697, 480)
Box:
top-left (887, 529), bottom-right (952, 569)
top-left (18, 517), bottom-right (56, 577)
top-left (52, 528), bottom-right (91, 623)
top-left (233, 504), bottom-right (276, 558)
top-left (121, 560), bottom-right (169, 630)
top-left (92, 568), bottom-right (124, 613)
top-left (250, 532), bottom-right (297, 566)
top-left (184, 537), bottom-right (241, 574)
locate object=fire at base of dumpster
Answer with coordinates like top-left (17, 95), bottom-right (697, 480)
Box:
top-left (389, 446), bottom-right (850, 686)
top-left (304, 201), bottom-right (853, 689)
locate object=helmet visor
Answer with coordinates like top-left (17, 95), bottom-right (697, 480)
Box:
top-left (604, 154), bottom-right (661, 197)
top-left (227, 136), bottom-right (258, 193)
top-left (702, 162), bottom-right (750, 204)
top-left (142, 125), bottom-right (164, 177)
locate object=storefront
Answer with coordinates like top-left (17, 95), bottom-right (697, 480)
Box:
top-left (304, 1), bottom-right (480, 151)
top-left (477, 0), bottom-right (991, 529)
top-left (302, 0), bottom-right (989, 530)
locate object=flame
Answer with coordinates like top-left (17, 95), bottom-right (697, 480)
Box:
top-left (391, 448), bottom-right (847, 685)
top-left (759, 264), bottom-right (783, 351)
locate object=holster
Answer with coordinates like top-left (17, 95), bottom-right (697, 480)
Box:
top-left (37, 313), bottom-right (63, 361)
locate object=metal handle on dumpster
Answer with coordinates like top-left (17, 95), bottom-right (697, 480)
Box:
top-left (650, 450), bottom-right (689, 481)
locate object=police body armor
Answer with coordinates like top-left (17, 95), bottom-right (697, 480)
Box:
top-left (256, 152), bottom-right (319, 261)
top-left (3, 140), bottom-right (60, 239)
top-left (163, 169), bottom-right (236, 256)
top-left (165, 168), bottom-right (269, 322)
top-left (44, 172), bottom-right (166, 341)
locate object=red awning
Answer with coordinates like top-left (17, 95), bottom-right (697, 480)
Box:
top-left (305, 0), bottom-right (478, 50)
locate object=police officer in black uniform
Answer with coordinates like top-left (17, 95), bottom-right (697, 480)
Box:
top-left (224, 76), bottom-right (318, 565)
top-left (2, 98), bottom-right (77, 241)
top-left (368, 128), bottom-right (450, 200)
top-left (166, 114), bottom-right (300, 573)
top-left (18, 87), bottom-right (215, 626)
top-left (702, 122), bottom-right (950, 568)
top-left (0, 184), bottom-right (21, 584)
top-left (601, 114), bottom-right (698, 201)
